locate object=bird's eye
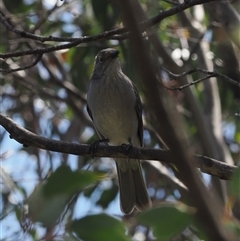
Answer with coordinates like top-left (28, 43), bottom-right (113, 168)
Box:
top-left (98, 57), bottom-right (104, 63)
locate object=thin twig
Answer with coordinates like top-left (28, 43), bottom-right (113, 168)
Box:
top-left (0, 54), bottom-right (43, 73)
top-left (163, 67), bottom-right (240, 89)
top-left (166, 74), bottom-right (217, 90)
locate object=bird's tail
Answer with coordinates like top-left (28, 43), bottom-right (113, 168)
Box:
top-left (132, 161), bottom-right (152, 211)
top-left (115, 159), bottom-right (151, 214)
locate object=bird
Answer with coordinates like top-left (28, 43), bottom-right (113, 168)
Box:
top-left (87, 48), bottom-right (151, 214)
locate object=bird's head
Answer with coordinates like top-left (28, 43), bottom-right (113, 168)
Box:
top-left (91, 48), bottom-right (121, 79)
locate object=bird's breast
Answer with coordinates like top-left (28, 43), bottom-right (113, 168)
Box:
top-left (88, 77), bottom-right (138, 145)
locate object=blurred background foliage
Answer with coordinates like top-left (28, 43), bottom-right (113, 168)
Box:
top-left (0, 0), bottom-right (240, 240)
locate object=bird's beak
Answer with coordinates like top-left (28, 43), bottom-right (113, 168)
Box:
top-left (110, 49), bottom-right (119, 59)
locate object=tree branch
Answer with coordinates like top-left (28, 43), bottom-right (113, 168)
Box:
top-left (0, 113), bottom-right (236, 180)
top-left (0, 0), bottom-right (220, 59)
top-left (0, 54), bottom-right (43, 73)
top-left (163, 67), bottom-right (240, 89)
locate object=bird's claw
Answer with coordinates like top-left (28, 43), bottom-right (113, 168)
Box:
top-left (89, 138), bottom-right (109, 158)
top-left (120, 143), bottom-right (132, 152)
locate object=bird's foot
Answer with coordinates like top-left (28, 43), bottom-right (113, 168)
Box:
top-left (89, 138), bottom-right (109, 158)
top-left (120, 143), bottom-right (132, 153)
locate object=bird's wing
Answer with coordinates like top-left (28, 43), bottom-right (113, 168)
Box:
top-left (86, 104), bottom-right (106, 140)
top-left (86, 104), bottom-right (93, 121)
top-left (132, 83), bottom-right (143, 147)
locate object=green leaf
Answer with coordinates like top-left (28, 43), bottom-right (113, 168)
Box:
top-left (138, 203), bottom-right (194, 241)
top-left (83, 183), bottom-right (98, 198)
top-left (44, 166), bottom-right (104, 197)
top-left (236, 131), bottom-right (240, 143)
top-left (230, 166), bottom-right (240, 197)
top-left (27, 183), bottom-right (70, 227)
top-left (70, 214), bottom-right (131, 241)
top-left (96, 183), bottom-right (118, 209)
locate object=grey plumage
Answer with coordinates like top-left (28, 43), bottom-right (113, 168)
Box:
top-left (87, 48), bottom-right (151, 214)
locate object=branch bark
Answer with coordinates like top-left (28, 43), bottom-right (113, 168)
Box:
top-left (0, 107), bottom-right (236, 180)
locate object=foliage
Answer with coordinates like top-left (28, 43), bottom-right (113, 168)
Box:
top-left (0, 0), bottom-right (239, 241)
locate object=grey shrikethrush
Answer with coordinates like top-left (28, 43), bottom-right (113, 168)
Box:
top-left (87, 48), bottom-right (151, 214)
